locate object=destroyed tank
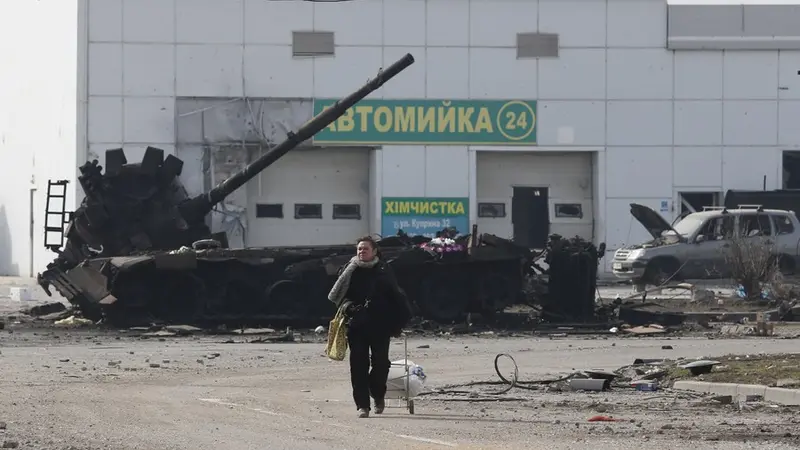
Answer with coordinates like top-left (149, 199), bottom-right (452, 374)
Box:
top-left (36, 53), bottom-right (534, 328)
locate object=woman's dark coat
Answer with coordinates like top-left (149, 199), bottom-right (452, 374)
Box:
top-left (335, 260), bottom-right (413, 336)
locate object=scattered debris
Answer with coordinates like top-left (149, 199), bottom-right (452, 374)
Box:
top-left (631, 380), bottom-right (659, 391)
top-left (569, 379), bottom-right (609, 392)
top-left (710, 395), bottom-right (733, 404)
top-left (680, 360), bottom-right (721, 376)
top-left (670, 353), bottom-right (800, 386)
top-left (587, 415), bottom-right (620, 422)
top-left (622, 324), bottom-right (667, 335)
top-left (53, 316), bottom-right (93, 327)
top-left (21, 302), bottom-right (66, 317)
top-left (165, 325), bottom-right (203, 335)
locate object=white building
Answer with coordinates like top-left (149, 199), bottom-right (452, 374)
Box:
top-left (2, 0), bottom-right (800, 277)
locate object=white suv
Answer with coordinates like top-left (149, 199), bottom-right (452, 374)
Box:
top-left (612, 204), bottom-right (800, 285)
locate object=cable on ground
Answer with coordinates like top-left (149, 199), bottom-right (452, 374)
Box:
top-left (418, 353), bottom-right (579, 399)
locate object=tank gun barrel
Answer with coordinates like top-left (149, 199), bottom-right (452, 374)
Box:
top-left (204, 53), bottom-right (415, 207)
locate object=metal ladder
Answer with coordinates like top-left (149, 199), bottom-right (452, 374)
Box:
top-left (44, 180), bottom-right (71, 252)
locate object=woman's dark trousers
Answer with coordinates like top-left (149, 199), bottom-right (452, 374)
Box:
top-left (347, 327), bottom-right (391, 410)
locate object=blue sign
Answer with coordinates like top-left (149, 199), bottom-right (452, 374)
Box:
top-left (381, 197), bottom-right (470, 238)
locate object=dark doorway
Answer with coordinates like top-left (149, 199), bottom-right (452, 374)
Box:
top-left (511, 186), bottom-right (549, 248)
top-left (783, 151), bottom-right (800, 189)
top-left (678, 192), bottom-right (721, 216)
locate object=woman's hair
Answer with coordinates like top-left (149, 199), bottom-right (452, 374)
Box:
top-left (356, 235), bottom-right (377, 248)
top-left (356, 236), bottom-right (381, 257)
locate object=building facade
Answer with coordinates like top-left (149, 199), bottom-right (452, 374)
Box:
top-left (2, 0), bottom-right (800, 277)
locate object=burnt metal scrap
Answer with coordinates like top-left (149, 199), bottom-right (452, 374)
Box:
top-left (34, 51), bottom-right (610, 329)
top-left (36, 53), bottom-right (414, 325)
top-left (43, 229), bottom-right (534, 328)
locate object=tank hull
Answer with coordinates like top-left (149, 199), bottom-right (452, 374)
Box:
top-left (39, 240), bottom-right (526, 327)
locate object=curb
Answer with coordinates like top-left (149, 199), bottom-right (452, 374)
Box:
top-left (673, 381), bottom-right (800, 406)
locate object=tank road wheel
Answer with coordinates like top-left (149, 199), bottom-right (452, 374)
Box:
top-left (265, 280), bottom-right (306, 317)
top-left (149, 272), bottom-right (207, 324)
top-left (477, 272), bottom-right (514, 318)
top-left (418, 273), bottom-right (471, 323)
top-left (776, 254), bottom-right (795, 276)
top-left (192, 239), bottom-right (221, 250)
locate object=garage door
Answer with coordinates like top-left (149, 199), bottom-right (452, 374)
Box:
top-left (476, 151), bottom-right (594, 247)
top-left (247, 147), bottom-right (371, 247)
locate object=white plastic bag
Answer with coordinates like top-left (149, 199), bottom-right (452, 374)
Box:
top-left (385, 359), bottom-right (427, 399)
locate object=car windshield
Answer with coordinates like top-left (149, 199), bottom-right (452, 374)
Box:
top-left (669, 216), bottom-right (705, 236)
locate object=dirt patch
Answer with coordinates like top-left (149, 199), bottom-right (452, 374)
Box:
top-left (669, 353), bottom-right (800, 387)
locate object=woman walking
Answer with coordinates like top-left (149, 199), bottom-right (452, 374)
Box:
top-left (328, 236), bottom-right (412, 418)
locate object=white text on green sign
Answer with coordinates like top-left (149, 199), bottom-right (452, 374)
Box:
top-left (312, 99), bottom-right (537, 145)
top-left (383, 198), bottom-right (468, 216)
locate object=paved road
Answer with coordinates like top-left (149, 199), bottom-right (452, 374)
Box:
top-left (2, 327), bottom-right (800, 450)
top-left (2, 276), bottom-right (798, 449)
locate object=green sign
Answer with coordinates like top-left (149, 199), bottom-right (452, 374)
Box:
top-left (312, 99), bottom-right (537, 145)
top-left (381, 197), bottom-right (470, 238)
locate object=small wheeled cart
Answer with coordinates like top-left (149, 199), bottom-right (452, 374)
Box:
top-left (384, 335), bottom-right (424, 415)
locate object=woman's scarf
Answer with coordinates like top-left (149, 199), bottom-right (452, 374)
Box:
top-left (327, 256), bottom-right (380, 306)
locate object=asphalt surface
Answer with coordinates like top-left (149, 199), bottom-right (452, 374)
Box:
top-left (2, 276), bottom-right (800, 449)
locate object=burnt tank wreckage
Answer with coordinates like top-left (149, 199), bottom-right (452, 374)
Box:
top-left (37, 53), bottom-right (607, 328)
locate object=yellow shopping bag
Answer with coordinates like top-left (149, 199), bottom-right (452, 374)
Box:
top-left (326, 305), bottom-right (348, 361)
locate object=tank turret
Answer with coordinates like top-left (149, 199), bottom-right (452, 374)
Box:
top-left (38, 54), bottom-right (415, 298)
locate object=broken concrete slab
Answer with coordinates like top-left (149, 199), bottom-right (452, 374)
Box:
top-left (719, 324), bottom-right (756, 336)
top-left (569, 378), bottom-right (609, 391)
top-left (764, 387), bottom-right (800, 405)
top-left (673, 381), bottom-right (800, 406)
top-left (776, 378), bottom-right (800, 388)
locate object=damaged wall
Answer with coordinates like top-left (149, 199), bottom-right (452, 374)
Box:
top-left (0, 0), bottom-right (81, 276)
top-left (175, 98), bottom-right (314, 246)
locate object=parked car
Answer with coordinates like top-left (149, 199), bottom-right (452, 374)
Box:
top-left (612, 204), bottom-right (800, 286)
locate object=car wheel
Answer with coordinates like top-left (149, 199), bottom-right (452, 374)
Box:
top-left (643, 258), bottom-right (681, 287)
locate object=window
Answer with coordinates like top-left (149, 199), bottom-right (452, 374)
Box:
top-left (292, 31), bottom-right (334, 57)
top-left (772, 214), bottom-right (795, 235)
top-left (738, 214), bottom-right (772, 237)
top-left (554, 203), bottom-right (583, 219)
top-left (255, 203), bottom-right (283, 219)
top-left (333, 204), bottom-right (361, 220)
top-left (517, 32), bottom-right (559, 58)
top-left (698, 216), bottom-right (735, 241)
top-left (478, 203), bottom-right (506, 218)
top-left (294, 203), bottom-right (323, 219)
